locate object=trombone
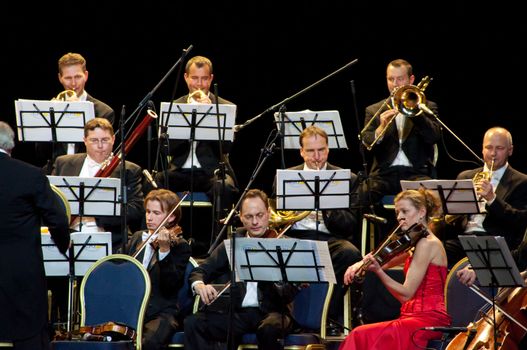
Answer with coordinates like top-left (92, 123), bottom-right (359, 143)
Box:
top-left (361, 76), bottom-right (432, 150)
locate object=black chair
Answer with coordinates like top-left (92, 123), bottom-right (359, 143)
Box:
top-left (51, 254), bottom-right (151, 350)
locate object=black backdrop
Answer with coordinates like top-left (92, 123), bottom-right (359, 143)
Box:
top-left (2, 1), bottom-right (527, 196)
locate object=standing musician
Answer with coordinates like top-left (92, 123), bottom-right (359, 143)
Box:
top-left (341, 189), bottom-right (451, 350)
top-left (359, 59), bottom-right (441, 207)
top-left (150, 55), bottom-right (239, 221)
top-left (51, 117), bottom-right (145, 251)
top-left (279, 125), bottom-right (362, 331)
top-left (37, 52), bottom-right (115, 171)
top-left (123, 189), bottom-right (191, 350)
top-left (443, 127), bottom-right (527, 268)
top-left (185, 189), bottom-right (300, 350)
top-left (0, 121), bottom-right (70, 350)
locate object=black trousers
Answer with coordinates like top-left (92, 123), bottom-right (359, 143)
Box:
top-left (184, 308), bottom-right (292, 350)
top-left (12, 327), bottom-right (49, 350)
top-left (142, 312), bottom-right (179, 350)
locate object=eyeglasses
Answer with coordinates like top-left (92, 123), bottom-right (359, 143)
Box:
top-left (87, 138), bottom-right (112, 145)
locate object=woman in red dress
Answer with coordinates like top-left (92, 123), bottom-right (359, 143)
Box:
top-left (340, 188), bottom-right (451, 350)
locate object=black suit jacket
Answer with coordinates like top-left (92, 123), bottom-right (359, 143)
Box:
top-left (124, 231), bottom-right (191, 320)
top-left (362, 99), bottom-right (441, 176)
top-left (51, 153), bottom-right (145, 249)
top-left (189, 229), bottom-right (298, 314)
top-left (283, 163), bottom-right (359, 240)
top-left (457, 165), bottom-right (527, 248)
top-left (167, 95), bottom-right (235, 177)
top-left (0, 153), bottom-right (70, 340)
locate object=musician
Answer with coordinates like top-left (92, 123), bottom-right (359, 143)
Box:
top-left (51, 117), bottom-right (145, 251)
top-left (0, 121), bottom-right (70, 350)
top-left (280, 125), bottom-right (362, 331)
top-left (150, 55), bottom-right (239, 223)
top-left (37, 52), bottom-right (115, 171)
top-left (359, 59), bottom-right (441, 206)
top-left (123, 189), bottom-right (191, 350)
top-left (185, 189), bottom-right (300, 350)
top-left (341, 189), bottom-right (451, 350)
top-left (443, 127), bottom-right (527, 268)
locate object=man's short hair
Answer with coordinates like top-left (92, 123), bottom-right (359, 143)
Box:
top-left (58, 52), bottom-right (87, 75)
top-left (388, 58), bottom-right (413, 76)
top-left (185, 56), bottom-right (213, 74)
top-left (299, 125), bottom-right (328, 148)
top-left (0, 121), bottom-right (15, 152)
top-left (240, 189), bottom-right (269, 213)
top-left (84, 118), bottom-right (114, 137)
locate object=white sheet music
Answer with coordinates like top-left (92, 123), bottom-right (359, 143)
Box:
top-left (225, 238), bottom-right (336, 284)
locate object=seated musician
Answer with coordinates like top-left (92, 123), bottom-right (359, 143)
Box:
top-left (184, 189), bottom-right (301, 350)
top-left (341, 188), bottom-right (451, 350)
top-left (51, 117), bottom-right (145, 252)
top-left (123, 189), bottom-right (191, 350)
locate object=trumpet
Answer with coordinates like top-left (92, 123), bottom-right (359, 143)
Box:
top-left (53, 89), bottom-right (78, 101)
top-left (362, 76), bottom-right (431, 151)
top-left (187, 89), bottom-right (210, 103)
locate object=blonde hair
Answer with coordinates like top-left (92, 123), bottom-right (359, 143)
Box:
top-left (394, 188), bottom-right (441, 222)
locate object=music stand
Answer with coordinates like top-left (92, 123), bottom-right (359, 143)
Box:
top-left (459, 235), bottom-right (526, 350)
top-left (15, 99), bottom-right (95, 171)
top-left (400, 179), bottom-right (483, 216)
top-left (159, 102), bottom-right (236, 238)
top-left (273, 109), bottom-right (348, 150)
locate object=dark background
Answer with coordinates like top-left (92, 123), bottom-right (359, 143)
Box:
top-left (2, 1), bottom-right (526, 196)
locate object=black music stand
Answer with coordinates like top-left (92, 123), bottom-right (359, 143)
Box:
top-left (158, 102), bottom-right (236, 239)
top-left (15, 99), bottom-right (95, 173)
top-left (273, 109), bottom-right (348, 150)
top-left (459, 235), bottom-right (526, 350)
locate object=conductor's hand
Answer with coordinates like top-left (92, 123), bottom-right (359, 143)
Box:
top-left (456, 265), bottom-right (476, 287)
top-left (194, 283), bottom-right (218, 305)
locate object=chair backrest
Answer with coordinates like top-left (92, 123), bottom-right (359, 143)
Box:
top-left (176, 257), bottom-right (199, 319)
top-left (445, 257), bottom-right (493, 327)
top-left (79, 254), bottom-right (151, 345)
top-left (291, 283), bottom-right (334, 339)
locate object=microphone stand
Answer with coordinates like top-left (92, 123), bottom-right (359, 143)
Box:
top-left (233, 58), bottom-right (358, 133)
top-left (119, 105), bottom-right (128, 253)
top-left (213, 83), bottom-right (227, 241)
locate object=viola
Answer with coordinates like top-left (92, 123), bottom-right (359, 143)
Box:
top-left (354, 222), bottom-right (428, 283)
top-left (445, 286), bottom-right (527, 350)
top-left (79, 321), bottom-right (136, 340)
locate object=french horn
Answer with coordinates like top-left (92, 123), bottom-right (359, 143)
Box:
top-left (268, 198), bottom-right (311, 230)
top-left (53, 89), bottom-right (78, 101)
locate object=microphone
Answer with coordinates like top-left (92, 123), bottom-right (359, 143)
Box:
top-left (418, 103), bottom-right (435, 116)
top-left (143, 169), bottom-right (159, 189)
top-left (363, 213), bottom-right (388, 224)
top-left (82, 333), bottom-right (112, 341)
top-left (420, 326), bottom-right (468, 333)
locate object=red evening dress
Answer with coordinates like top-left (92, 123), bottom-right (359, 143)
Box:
top-left (339, 256), bottom-right (451, 350)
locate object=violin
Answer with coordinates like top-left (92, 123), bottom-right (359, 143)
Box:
top-left (354, 222), bottom-right (428, 283)
top-left (149, 225), bottom-right (183, 250)
top-left (79, 321), bottom-right (136, 340)
top-left (445, 286), bottom-right (527, 350)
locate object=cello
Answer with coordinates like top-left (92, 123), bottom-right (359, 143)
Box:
top-left (445, 285), bottom-right (527, 350)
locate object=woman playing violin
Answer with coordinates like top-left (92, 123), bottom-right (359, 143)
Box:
top-left (341, 188), bottom-right (451, 350)
top-left (123, 189), bottom-right (191, 350)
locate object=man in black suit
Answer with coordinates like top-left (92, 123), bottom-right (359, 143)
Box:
top-left (281, 125), bottom-right (362, 331)
top-left (360, 59), bottom-right (441, 205)
top-left (151, 55), bottom-right (238, 226)
top-left (444, 127), bottom-right (527, 267)
top-left (51, 117), bottom-right (144, 252)
top-left (124, 189), bottom-right (191, 350)
top-left (38, 52), bottom-right (115, 171)
top-left (185, 189), bottom-right (300, 350)
top-left (0, 121), bottom-right (70, 350)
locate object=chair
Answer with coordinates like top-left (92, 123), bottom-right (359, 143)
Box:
top-left (238, 283), bottom-right (334, 350)
top-left (51, 254), bottom-right (151, 350)
top-left (0, 341), bottom-right (12, 348)
top-left (427, 257), bottom-right (493, 350)
top-left (168, 256), bottom-right (199, 348)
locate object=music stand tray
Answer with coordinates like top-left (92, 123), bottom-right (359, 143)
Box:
top-left (15, 99), bottom-right (95, 143)
top-left (225, 237), bottom-right (336, 284)
top-left (400, 179), bottom-right (483, 215)
top-left (159, 102), bottom-right (236, 142)
top-left (48, 176), bottom-right (121, 217)
top-left (273, 109), bottom-right (348, 149)
top-left (276, 169), bottom-right (351, 210)
top-left (459, 235), bottom-right (526, 288)
top-left (42, 232), bottom-right (112, 277)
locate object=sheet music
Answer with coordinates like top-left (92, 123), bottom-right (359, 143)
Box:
top-left (225, 238), bottom-right (336, 284)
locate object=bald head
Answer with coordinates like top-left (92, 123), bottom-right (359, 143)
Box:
top-left (482, 127), bottom-right (513, 170)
